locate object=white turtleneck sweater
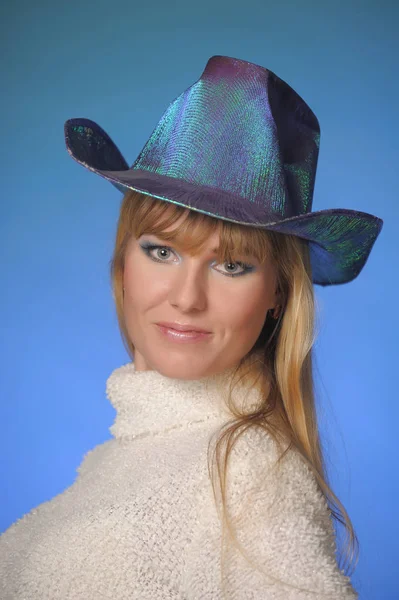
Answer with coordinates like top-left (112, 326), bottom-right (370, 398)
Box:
top-left (1, 362), bottom-right (358, 599)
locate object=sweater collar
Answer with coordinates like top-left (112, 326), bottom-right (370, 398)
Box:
top-left (106, 361), bottom-right (263, 439)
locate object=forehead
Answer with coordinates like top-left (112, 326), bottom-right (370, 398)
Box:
top-left (148, 227), bottom-right (221, 251)
top-left (141, 207), bottom-right (221, 248)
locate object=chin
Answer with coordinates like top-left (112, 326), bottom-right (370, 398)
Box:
top-left (149, 358), bottom-right (217, 381)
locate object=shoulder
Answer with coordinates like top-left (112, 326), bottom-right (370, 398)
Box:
top-left (225, 423), bottom-right (319, 495)
top-left (215, 425), bottom-right (358, 598)
top-left (222, 424), bottom-right (332, 535)
top-left (75, 438), bottom-right (114, 480)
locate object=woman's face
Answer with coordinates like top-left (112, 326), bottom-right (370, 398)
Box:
top-left (122, 213), bottom-right (279, 380)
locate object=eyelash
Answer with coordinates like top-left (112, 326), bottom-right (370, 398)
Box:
top-left (139, 243), bottom-right (255, 278)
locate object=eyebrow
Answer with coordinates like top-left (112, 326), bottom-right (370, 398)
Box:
top-left (144, 234), bottom-right (221, 254)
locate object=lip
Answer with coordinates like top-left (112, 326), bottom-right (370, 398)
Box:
top-left (156, 321), bottom-right (211, 333)
top-left (155, 323), bottom-right (212, 343)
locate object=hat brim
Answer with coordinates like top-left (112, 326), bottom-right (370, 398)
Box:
top-left (65, 118), bottom-right (383, 286)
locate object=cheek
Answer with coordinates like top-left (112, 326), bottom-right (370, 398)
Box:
top-left (123, 259), bottom-right (165, 307)
top-left (218, 282), bottom-right (271, 336)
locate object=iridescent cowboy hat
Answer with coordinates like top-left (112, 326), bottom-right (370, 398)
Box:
top-left (64, 54), bottom-right (383, 286)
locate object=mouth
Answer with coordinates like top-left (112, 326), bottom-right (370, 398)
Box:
top-left (155, 323), bottom-right (212, 343)
top-left (156, 322), bottom-right (211, 334)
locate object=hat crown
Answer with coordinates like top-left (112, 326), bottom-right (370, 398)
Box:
top-left (131, 55), bottom-right (320, 222)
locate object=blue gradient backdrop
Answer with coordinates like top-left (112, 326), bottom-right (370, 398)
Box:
top-left (1, 1), bottom-right (397, 598)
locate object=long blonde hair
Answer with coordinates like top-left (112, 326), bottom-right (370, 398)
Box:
top-left (109, 189), bottom-right (359, 590)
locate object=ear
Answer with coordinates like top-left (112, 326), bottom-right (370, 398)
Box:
top-left (273, 284), bottom-right (283, 318)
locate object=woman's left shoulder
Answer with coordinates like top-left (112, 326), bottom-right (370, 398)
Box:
top-left (226, 423), bottom-right (328, 514)
top-left (221, 425), bottom-right (358, 598)
top-left (228, 423), bottom-right (304, 475)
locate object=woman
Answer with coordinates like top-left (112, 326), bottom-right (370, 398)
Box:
top-left (0, 55), bottom-right (383, 599)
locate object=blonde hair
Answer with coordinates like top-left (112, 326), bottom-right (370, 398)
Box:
top-left (109, 189), bottom-right (359, 592)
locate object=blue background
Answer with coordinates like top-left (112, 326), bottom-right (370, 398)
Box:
top-left (1, 1), bottom-right (397, 598)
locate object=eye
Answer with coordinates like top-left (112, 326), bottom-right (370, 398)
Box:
top-left (139, 242), bottom-right (255, 278)
top-left (217, 261), bottom-right (249, 276)
top-left (149, 246), bottom-right (174, 262)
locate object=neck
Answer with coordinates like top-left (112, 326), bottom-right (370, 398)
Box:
top-left (106, 361), bottom-right (264, 440)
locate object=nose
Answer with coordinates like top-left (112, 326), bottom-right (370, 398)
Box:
top-left (168, 262), bottom-right (208, 313)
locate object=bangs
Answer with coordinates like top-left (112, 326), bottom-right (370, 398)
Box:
top-left (124, 191), bottom-right (273, 265)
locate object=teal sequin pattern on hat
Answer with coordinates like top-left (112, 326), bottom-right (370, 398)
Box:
top-left (131, 57), bottom-right (320, 223)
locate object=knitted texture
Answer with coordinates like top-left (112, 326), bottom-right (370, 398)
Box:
top-left (0, 362), bottom-right (358, 599)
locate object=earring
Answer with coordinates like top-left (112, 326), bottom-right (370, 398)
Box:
top-left (270, 306), bottom-right (280, 320)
